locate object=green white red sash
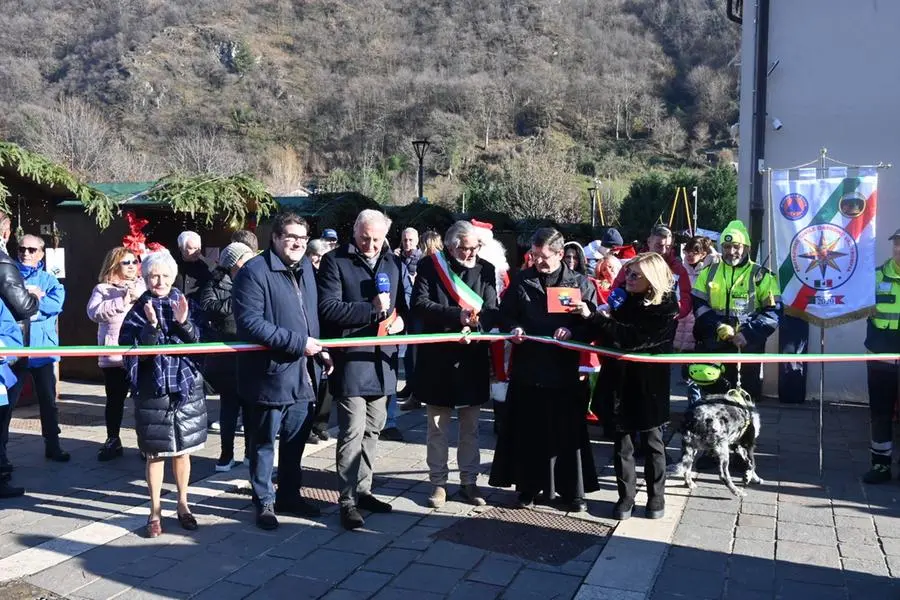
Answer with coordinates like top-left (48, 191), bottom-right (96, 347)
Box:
top-left (432, 252), bottom-right (484, 312)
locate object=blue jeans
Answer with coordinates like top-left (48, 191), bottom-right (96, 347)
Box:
top-left (686, 381), bottom-right (702, 407)
top-left (249, 401), bottom-right (314, 506)
top-left (385, 395), bottom-right (399, 429)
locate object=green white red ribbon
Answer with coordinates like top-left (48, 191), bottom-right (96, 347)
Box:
top-left (1, 333), bottom-right (896, 365)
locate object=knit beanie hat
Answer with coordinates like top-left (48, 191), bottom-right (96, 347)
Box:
top-left (219, 242), bottom-right (253, 269)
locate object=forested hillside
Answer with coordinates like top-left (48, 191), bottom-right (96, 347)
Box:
top-left (0, 0), bottom-right (740, 221)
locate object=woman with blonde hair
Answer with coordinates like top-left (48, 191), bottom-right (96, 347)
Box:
top-left (420, 230), bottom-right (443, 257)
top-left (87, 247), bottom-right (147, 461)
top-left (577, 252), bottom-right (678, 521)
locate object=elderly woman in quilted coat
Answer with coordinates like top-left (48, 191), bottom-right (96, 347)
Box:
top-left (119, 250), bottom-right (207, 539)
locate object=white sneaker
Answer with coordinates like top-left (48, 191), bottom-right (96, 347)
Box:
top-left (208, 420), bottom-right (221, 432)
top-left (215, 457), bottom-right (236, 472)
top-left (666, 462), bottom-right (685, 477)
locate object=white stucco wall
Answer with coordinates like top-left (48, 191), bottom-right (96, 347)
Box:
top-left (738, 0), bottom-right (900, 401)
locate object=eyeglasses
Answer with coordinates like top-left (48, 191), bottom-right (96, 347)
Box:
top-left (282, 234), bottom-right (309, 243)
top-left (625, 269), bottom-right (645, 280)
top-left (18, 247), bottom-right (40, 255)
top-left (120, 259), bottom-right (139, 266)
top-left (458, 245), bottom-right (481, 254)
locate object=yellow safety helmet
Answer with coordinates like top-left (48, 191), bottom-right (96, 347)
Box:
top-left (688, 363), bottom-right (724, 386)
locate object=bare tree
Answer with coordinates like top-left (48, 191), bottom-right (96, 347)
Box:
top-left (653, 117), bottom-right (688, 155)
top-left (20, 98), bottom-right (116, 177)
top-left (262, 145), bottom-right (305, 194)
top-left (18, 97), bottom-right (158, 181)
top-left (166, 130), bottom-right (246, 175)
top-left (491, 143), bottom-right (581, 222)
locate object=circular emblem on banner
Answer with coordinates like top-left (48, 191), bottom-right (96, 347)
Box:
top-left (789, 223), bottom-right (857, 291)
top-left (780, 193), bottom-right (809, 221)
top-left (839, 191), bottom-right (866, 219)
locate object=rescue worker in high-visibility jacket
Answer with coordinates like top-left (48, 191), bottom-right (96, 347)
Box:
top-left (862, 228), bottom-right (900, 484)
top-left (691, 220), bottom-right (782, 401)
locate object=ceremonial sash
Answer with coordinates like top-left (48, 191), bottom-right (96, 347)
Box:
top-left (432, 253), bottom-right (484, 312)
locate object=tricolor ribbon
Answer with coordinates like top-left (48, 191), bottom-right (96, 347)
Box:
top-left (0, 334), bottom-right (896, 365)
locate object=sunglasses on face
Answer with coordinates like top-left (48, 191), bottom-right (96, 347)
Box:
top-left (120, 259), bottom-right (139, 266)
top-left (18, 247), bottom-right (40, 255)
top-left (625, 269), bottom-right (644, 280)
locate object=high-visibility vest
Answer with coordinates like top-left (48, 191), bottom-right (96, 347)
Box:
top-left (693, 260), bottom-right (780, 322)
top-left (872, 259), bottom-right (900, 331)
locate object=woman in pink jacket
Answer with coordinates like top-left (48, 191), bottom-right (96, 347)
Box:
top-left (87, 247), bottom-right (146, 461)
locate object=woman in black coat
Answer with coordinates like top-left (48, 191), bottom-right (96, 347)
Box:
top-left (411, 220), bottom-right (499, 509)
top-left (120, 251), bottom-right (208, 539)
top-left (580, 252), bottom-right (677, 522)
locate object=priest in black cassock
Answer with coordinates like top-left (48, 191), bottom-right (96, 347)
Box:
top-left (489, 227), bottom-right (599, 512)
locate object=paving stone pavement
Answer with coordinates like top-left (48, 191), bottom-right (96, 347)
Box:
top-left (0, 380), bottom-right (897, 599)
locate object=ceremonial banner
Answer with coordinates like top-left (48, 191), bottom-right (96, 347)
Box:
top-left (771, 167), bottom-right (878, 326)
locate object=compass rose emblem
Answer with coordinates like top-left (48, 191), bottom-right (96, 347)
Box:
top-left (789, 223), bottom-right (858, 291)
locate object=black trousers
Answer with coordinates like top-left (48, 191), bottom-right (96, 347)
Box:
top-left (0, 362), bottom-right (62, 462)
top-left (219, 389), bottom-right (253, 459)
top-left (868, 361), bottom-right (898, 466)
top-left (778, 315), bottom-right (808, 404)
top-left (311, 377), bottom-right (331, 435)
top-left (249, 401), bottom-right (314, 506)
top-left (614, 426), bottom-right (666, 503)
top-left (102, 366), bottom-right (130, 440)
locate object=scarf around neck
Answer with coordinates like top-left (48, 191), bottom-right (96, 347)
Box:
top-left (121, 288), bottom-right (197, 402)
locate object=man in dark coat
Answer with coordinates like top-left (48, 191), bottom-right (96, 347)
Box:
top-left (411, 220), bottom-right (498, 509)
top-left (318, 209), bottom-right (406, 530)
top-left (173, 231), bottom-right (213, 302)
top-left (233, 212), bottom-right (327, 531)
top-left (200, 241), bottom-right (255, 472)
top-left (489, 227), bottom-right (599, 512)
top-left (0, 213), bottom-right (39, 499)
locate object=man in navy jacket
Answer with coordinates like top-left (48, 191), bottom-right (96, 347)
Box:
top-left (318, 209), bottom-right (407, 530)
top-left (233, 212), bottom-right (330, 530)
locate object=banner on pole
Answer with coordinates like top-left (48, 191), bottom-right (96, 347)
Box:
top-left (771, 167), bottom-right (878, 326)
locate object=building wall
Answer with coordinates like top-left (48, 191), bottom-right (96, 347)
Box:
top-left (738, 0), bottom-right (900, 400)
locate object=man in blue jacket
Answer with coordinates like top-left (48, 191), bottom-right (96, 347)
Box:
top-left (233, 212), bottom-right (329, 531)
top-left (15, 234), bottom-right (69, 462)
top-left (318, 209), bottom-right (407, 531)
top-left (0, 297), bottom-right (24, 498)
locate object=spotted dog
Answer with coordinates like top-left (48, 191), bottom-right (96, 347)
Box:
top-left (678, 388), bottom-right (764, 497)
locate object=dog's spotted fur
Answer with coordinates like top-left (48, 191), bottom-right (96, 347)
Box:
top-left (678, 391), bottom-right (764, 496)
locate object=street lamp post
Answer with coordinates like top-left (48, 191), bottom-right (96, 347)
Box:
top-left (587, 185), bottom-right (598, 229)
top-left (412, 139), bottom-right (430, 203)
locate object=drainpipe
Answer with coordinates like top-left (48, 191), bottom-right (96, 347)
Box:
top-left (748, 0), bottom-right (770, 262)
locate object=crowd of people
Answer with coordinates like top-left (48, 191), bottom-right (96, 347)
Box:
top-left (33, 203), bottom-right (900, 539)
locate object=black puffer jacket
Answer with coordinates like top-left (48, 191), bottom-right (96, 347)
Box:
top-left (0, 249), bottom-right (38, 343)
top-left (199, 268), bottom-right (237, 341)
top-left (133, 372), bottom-right (208, 455)
top-left (122, 298), bottom-right (208, 455)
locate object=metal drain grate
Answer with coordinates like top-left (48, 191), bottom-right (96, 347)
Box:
top-left (433, 506), bottom-right (613, 565)
top-left (0, 580), bottom-right (64, 599)
top-left (225, 469), bottom-right (339, 505)
top-left (12, 410), bottom-right (105, 430)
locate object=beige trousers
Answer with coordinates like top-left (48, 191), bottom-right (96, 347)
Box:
top-left (426, 404), bottom-right (481, 486)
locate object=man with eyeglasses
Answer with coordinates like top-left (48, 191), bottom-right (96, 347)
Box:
top-left (11, 234), bottom-right (69, 464)
top-left (318, 209), bottom-right (406, 530)
top-left (0, 216), bottom-right (39, 498)
top-left (233, 212), bottom-right (329, 530)
top-left (489, 227), bottom-right (600, 512)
